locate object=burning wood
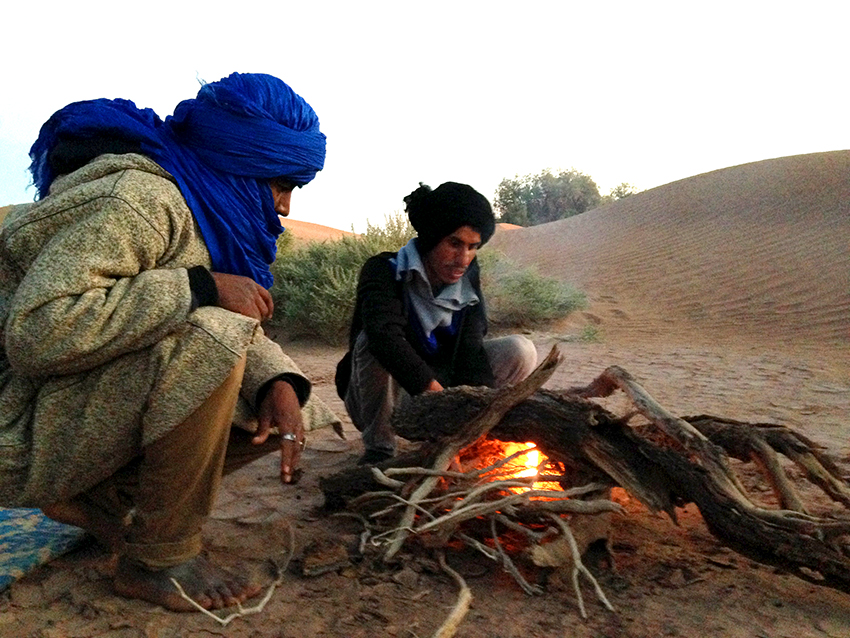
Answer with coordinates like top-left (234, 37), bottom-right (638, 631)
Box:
top-left (319, 347), bottom-right (850, 637)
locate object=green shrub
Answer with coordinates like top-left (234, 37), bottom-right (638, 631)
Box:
top-left (478, 249), bottom-right (586, 327)
top-left (269, 214), bottom-right (414, 343)
top-left (579, 324), bottom-right (601, 342)
top-left (270, 216), bottom-right (585, 343)
top-left (360, 213), bottom-right (416, 250)
top-left (275, 224), bottom-right (296, 256)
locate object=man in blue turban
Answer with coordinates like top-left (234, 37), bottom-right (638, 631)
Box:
top-left (0, 73), bottom-right (335, 611)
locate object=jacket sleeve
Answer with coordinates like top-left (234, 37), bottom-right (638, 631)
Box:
top-left (4, 191), bottom-right (199, 376)
top-left (449, 299), bottom-right (495, 387)
top-left (241, 326), bottom-right (311, 409)
top-left (356, 256), bottom-right (435, 395)
top-left (446, 259), bottom-right (494, 387)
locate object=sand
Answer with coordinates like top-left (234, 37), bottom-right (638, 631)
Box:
top-left (489, 150), bottom-right (849, 347)
top-left (281, 218), bottom-right (356, 243)
top-left (1, 151), bottom-right (848, 637)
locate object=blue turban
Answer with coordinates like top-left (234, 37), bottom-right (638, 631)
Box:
top-left (28, 73), bottom-right (326, 288)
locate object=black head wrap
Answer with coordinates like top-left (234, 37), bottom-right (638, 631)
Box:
top-left (404, 182), bottom-right (496, 254)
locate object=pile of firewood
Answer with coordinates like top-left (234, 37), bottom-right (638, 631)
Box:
top-left (320, 347), bottom-right (850, 637)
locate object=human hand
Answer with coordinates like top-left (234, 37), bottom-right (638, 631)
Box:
top-left (253, 380), bottom-right (305, 484)
top-left (211, 272), bottom-right (274, 322)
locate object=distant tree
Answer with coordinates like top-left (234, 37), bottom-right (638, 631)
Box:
top-left (601, 182), bottom-right (640, 205)
top-left (492, 177), bottom-right (530, 226)
top-left (494, 168), bottom-right (602, 226)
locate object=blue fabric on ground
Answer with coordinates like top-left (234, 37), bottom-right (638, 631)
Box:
top-left (0, 508), bottom-right (86, 591)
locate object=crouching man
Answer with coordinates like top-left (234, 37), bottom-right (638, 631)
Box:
top-left (336, 182), bottom-right (538, 464)
top-left (0, 72), bottom-right (338, 612)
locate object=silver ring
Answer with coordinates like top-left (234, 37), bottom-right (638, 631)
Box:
top-left (281, 433), bottom-right (297, 442)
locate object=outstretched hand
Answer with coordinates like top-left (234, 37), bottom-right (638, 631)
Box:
top-left (211, 272), bottom-right (274, 322)
top-left (253, 380), bottom-right (305, 484)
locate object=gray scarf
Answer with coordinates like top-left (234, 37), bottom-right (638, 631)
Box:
top-left (391, 239), bottom-right (479, 340)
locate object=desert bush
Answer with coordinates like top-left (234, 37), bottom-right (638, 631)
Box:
top-left (359, 213), bottom-right (416, 250)
top-left (270, 217), bottom-right (585, 344)
top-left (478, 249), bottom-right (587, 327)
top-left (269, 214), bottom-right (414, 344)
top-left (276, 223), bottom-right (296, 256)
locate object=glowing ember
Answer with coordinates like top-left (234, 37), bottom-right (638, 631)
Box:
top-left (459, 439), bottom-right (562, 493)
top-left (502, 442), bottom-right (540, 480)
top-left (492, 442), bottom-right (557, 493)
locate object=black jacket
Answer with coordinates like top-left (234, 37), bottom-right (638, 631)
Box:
top-left (336, 251), bottom-right (494, 398)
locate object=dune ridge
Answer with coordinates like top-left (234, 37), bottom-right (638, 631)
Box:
top-left (489, 150), bottom-right (850, 346)
top-left (280, 217), bottom-right (355, 242)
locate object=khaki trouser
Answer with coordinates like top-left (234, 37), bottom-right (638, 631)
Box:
top-left (122, 355), bottom-right (246, 568)
top-left (345, 333), bottom-right (538, 456)
top-left (81, 355), bottom-right (282, 570)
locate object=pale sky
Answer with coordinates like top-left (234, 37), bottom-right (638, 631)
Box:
top-left (2, 1), bottom-right (847, 232)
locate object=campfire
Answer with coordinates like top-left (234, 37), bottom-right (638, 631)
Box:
top-left (320, 347), bottom-right (850, 638)
top-left (463, 440), bottom-right (560, 492)
top-left (346, 435), bottom-right (619, 632)
top-left (327, 351), bottom-right (624, 636)
top-left (356, 435), bottom-right (618, 560)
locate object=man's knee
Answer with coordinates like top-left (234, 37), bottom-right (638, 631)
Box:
top-left (507, 334), bottom-right (538, 379)
top-left (486, 334), bottom-right (538, 387)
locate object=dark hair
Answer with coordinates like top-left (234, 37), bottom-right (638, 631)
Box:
top-left (404, 182), bottom-right (495, 254)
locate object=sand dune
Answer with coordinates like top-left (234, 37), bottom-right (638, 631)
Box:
top-left (489, 150), bottom-right (849, 346)
top-left (280, 217), bottom-right (356, 242)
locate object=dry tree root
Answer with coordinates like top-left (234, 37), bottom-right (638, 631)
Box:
top-left (685, 415), bottom-right (850, 510)
top-left (433, 550), bottom-right (472, 638)
top-left (545, 513), bottom-right (615, 618)
top-left (353, 453), bottom-right (617, 636)
top-left (320, 352), bottom-right (850, 636)
top-left (570, 365), bottom-right (850, 591)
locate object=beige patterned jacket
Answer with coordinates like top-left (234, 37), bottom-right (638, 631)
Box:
top-left (0, 153), bottom-right (337, 507)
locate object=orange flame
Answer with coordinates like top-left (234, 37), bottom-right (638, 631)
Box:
top-left (501, 442), bottom-right (540, 479)
top-left (498, 442), bottom-right (562, 494)
top-left (461, 439), bottom-right (561, 493)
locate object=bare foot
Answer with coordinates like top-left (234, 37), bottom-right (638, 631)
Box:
top-left (42, 498), bottom-right (127, 552)
top-left (114, 555), bottom-right (263, 612)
